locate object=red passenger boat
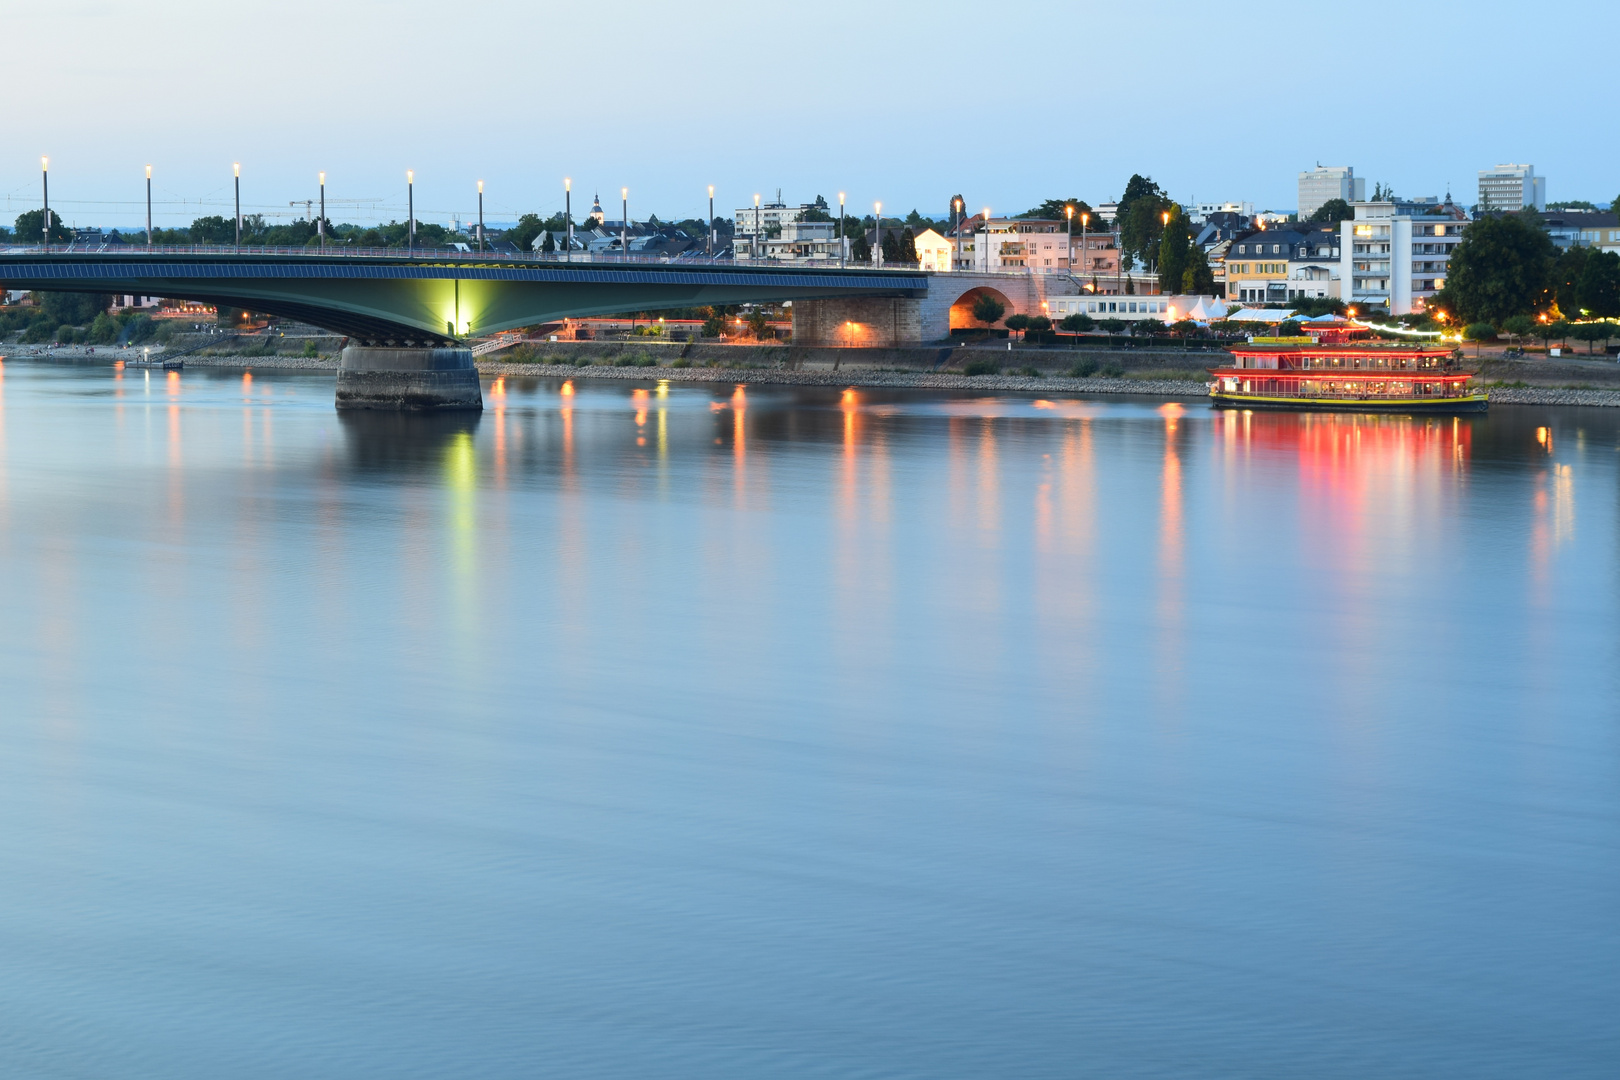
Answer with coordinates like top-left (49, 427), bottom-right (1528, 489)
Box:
top-left (1208, 341), bottom-right (1487, 413)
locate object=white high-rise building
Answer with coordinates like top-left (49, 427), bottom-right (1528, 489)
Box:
top-left (1477, 164), bottom-right (1545, 212)
top-left (1338, 200), bottom-right (1468, 315)
top-left (1298, 166), bottom-right (1366, 220)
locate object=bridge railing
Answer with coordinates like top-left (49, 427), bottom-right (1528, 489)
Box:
top-left (0, 242), bottom-right (1040, 277)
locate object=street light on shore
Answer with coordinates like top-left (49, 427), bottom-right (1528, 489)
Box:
top-left (233, 162), bottom-right (241, 252)
top-left (1066, 204), bottom-right (1074, 274)
top-left (407, 170), bottom-right (415, 253)
top-left (41, 157), bottom-right (49, 251)
top-left (145, 165), bottom-right (153, 249)
top-left (1081, 212), bottom-right (1090, 288)
top-left (318, 172), bottom-right (326, 250)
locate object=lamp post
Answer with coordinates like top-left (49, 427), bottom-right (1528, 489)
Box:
top-left (407, 170), bottom-right (415, 253)
top-left (145, 165), bottom-right (153, 249)
top-left (477, 180), bottom-right (484, 252)
top-left (564, 178), bottom-right (572, 262)
top-left (318, 171), bottom-right (326, 250)
top-left (1080, 212), bottom-right (1089, 289)
top-left (839, 192), bottom-right (846, 268)
top-left (708, 185), bottom-right (715, 257)
top-left (233, 162), bottom-right (241, 251)
top-left (41, 157), bottom-right (48, 251)
top-left (753, 193), bottom-right (761, 261)
top-left (1066, 204), bottom-right (1074, 274)
top-left (621, 187), bottom-right (628, 261)
top-left (1159, 209), bottom-right (1170, 290)
top-left (954, 197), bottom-right (963, 270)
top-left (874, 201), bottom-right (882, 267)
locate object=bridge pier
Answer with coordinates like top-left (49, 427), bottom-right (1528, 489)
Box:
top-left (335, 346), bottom-right (483, 411)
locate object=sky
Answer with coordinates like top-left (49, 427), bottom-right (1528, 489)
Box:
top-left (5, 0), bottom-right (1616, 232)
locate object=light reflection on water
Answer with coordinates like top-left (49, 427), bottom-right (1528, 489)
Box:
top-left (0, 361), bottom-right (1614, 1079)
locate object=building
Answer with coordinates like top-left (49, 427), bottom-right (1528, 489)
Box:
top-left (1226, 228), bottom-right (1307, 303)
top-left (1046, 295), bottom-right (1176, 322)
top-left (1478, 164), bottom-right (1545, 212)
top-left (747, 219), bottom-right (844, 263)
top-left (1337, 199), bottom-right (1468, 314)
top-left (914, 228), bottom-right (953, 272)
top-left (1298, 166), bottom-right (1365, 220)
top-left (1540, 211), bottom-right (1620, 255)
top-left (1188, 201), bottom-right (1254, 224)
top-left (966, 217), bottom-right (1123, 282)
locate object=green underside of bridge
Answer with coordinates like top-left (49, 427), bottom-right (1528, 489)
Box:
top-left (0, 256), bottom-right (927, 342)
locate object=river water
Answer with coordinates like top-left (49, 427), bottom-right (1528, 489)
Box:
top-left (0, 361), bottom-right (1613, 1078)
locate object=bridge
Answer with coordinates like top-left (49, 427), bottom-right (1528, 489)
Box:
top-left (0, 247), bottom-right (1069, 408)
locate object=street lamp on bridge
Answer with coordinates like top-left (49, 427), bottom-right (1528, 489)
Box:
top-left (955, 198), bottom-right (963, 270)
top-left (839, 192), bottom-right (846, 269)
top-left (621, 187), bottom-right (628, 261)
top-left (874, 201), bottom-right (882, 268)
top-left (564, 178), bottom-right (572, 263)
top-left (146, 165), bottom-right (153, 249)
top-left (708, 185), bottom-right (715, 257)
top-left (477, 180), bottom-right (484, 253)
top-left (233, 162), bottom-right (241, 252)
top-left (41, 157), bottom-right (48, 252)
top-left (407, 170), bottom-right (416, 254)
top-left (753, 193), bottom-right (761, 262)
top-left (318, 172), bottom-right (326, 251)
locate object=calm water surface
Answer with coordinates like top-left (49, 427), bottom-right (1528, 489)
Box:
top-left (0, 361), bottom-right (1614, 1078)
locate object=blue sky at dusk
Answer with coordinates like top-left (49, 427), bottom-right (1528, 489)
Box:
top-left (6, 0), bottom-right (1614, 230)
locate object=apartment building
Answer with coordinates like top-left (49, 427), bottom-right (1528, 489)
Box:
top-left (1337, 200), bottom-right (1467, 313)
top-left (1541, 211), bottom-right (1620, 255)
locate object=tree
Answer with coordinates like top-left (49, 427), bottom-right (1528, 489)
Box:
top-left (971, 294), bottom-right (1005, 327)
top-left (1183, 245), bottom-right (1216, 295)
top-left (38, 292), bottom-right (112, 326)
top-left (1501, 314), bottom-right (1536, 342)
top-left (898, 227), bottom-right (918, 265)
top-left (1117, 174), bottom-right (1163, 220)
top-left (880, 230), bottom-right (900, 264)
top-left (1547, 200), bottom-right (1599, 211)
top-left (1120, 195), bottom-right (1171, 271)
top-left (88, 312), bottom-right (120, 344)
top-left (850, 235), bottom-right (871, 262)
top-left (1309, 198), bottom-right (1354, 223)
top-left (508, 213), bottom-right (546, 252)
top-left (1568, 320), bottom-right (1610, 354)
top-left (1576, 249), bottom-right (1620, 317)
top-left (1098, 318), bottom-right (1127, 335)
top-left (1060, 312), bottom-right (1095, 332)
top-left (1004, 313), bottom-right (1031, 333)
top-left (1442, 214), bottom-right (1557, 324)
top-left (1463, 322), bottom-right (1496, 356)
top-left (1546, 319), bottom-right (1571, 346)
top-left (14, 209), bottom-right (72, 244)
top-left (1551, 245), bottom-right (1590, 317)
top-left (1018, 198), bottom-right (1092, 221)
top-left (800, 206), bottom-right (835, 224)
top-left (540, 231), bottom-right (556, 254)
top-left (190, 215), bottom-right (235, 244)
top-left (745, 311), bottom-right (771, 341)
top-left (1157, 206), bottom-right (1190, 297)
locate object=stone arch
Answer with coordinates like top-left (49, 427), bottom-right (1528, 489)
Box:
top-left (949, 285), bottom-right (1015, 331)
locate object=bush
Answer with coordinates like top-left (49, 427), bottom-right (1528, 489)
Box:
top-left (1278, 320), bottom-right (1303, 336)
top-left (1068, 358), bottom-right (1099, 377)
top-left (701, 316), bottom-right (723, 337)
top-left (55, 323), bottom-right (76, 343)
top-left (962, 358), bottom-right (1001, 376)
top-left (302, 340), bottom-right (318, 358)
top-left (1100, 363), bottom-right (1124, 377)
top-left (670, 358), bottom-right (691, 368)
top-left (1060, 313), bottom-right (1094, 332)
top-left (88, 313), bottom-right (120, 345)
top-left (1016, 365), bottom-right (1041, 377)
top-left (124, 315), bottom-right (155, 343)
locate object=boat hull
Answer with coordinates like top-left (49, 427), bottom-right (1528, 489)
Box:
top-left (1209, 392), bottom-right (1488, 414)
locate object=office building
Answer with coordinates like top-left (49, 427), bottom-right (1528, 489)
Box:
top-left (1298, 166), bottom-right (1365, 220)
top-left (1477, 164), bottom-right (1545, 212)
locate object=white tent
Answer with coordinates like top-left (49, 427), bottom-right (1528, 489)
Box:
top-left (1225, 307), bottom-right (1298, 324)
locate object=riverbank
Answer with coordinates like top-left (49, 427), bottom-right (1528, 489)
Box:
top-left (13, 343), bottom-right (1620, 406)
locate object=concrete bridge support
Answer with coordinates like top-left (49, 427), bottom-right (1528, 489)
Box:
top-left (335, 346), bottom-right (483, 411)
top-left (793, 272), bottom-right (1079, 346)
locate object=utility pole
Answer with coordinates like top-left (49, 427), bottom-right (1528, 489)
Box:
top-left (708, 185), bottom-right (715, 257)
top-left (319, 172), bottom-right (326, 250)
top-left (145, 165), bottom-right (153, 249)
top-left (41, 157), bottom-right (49, 251)
top-left (407, 170), bottom-right (415, 253)
top-left (621, 187), bottom-right (628, 260)
top-left (874, 202), bottom-right (882, 268)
